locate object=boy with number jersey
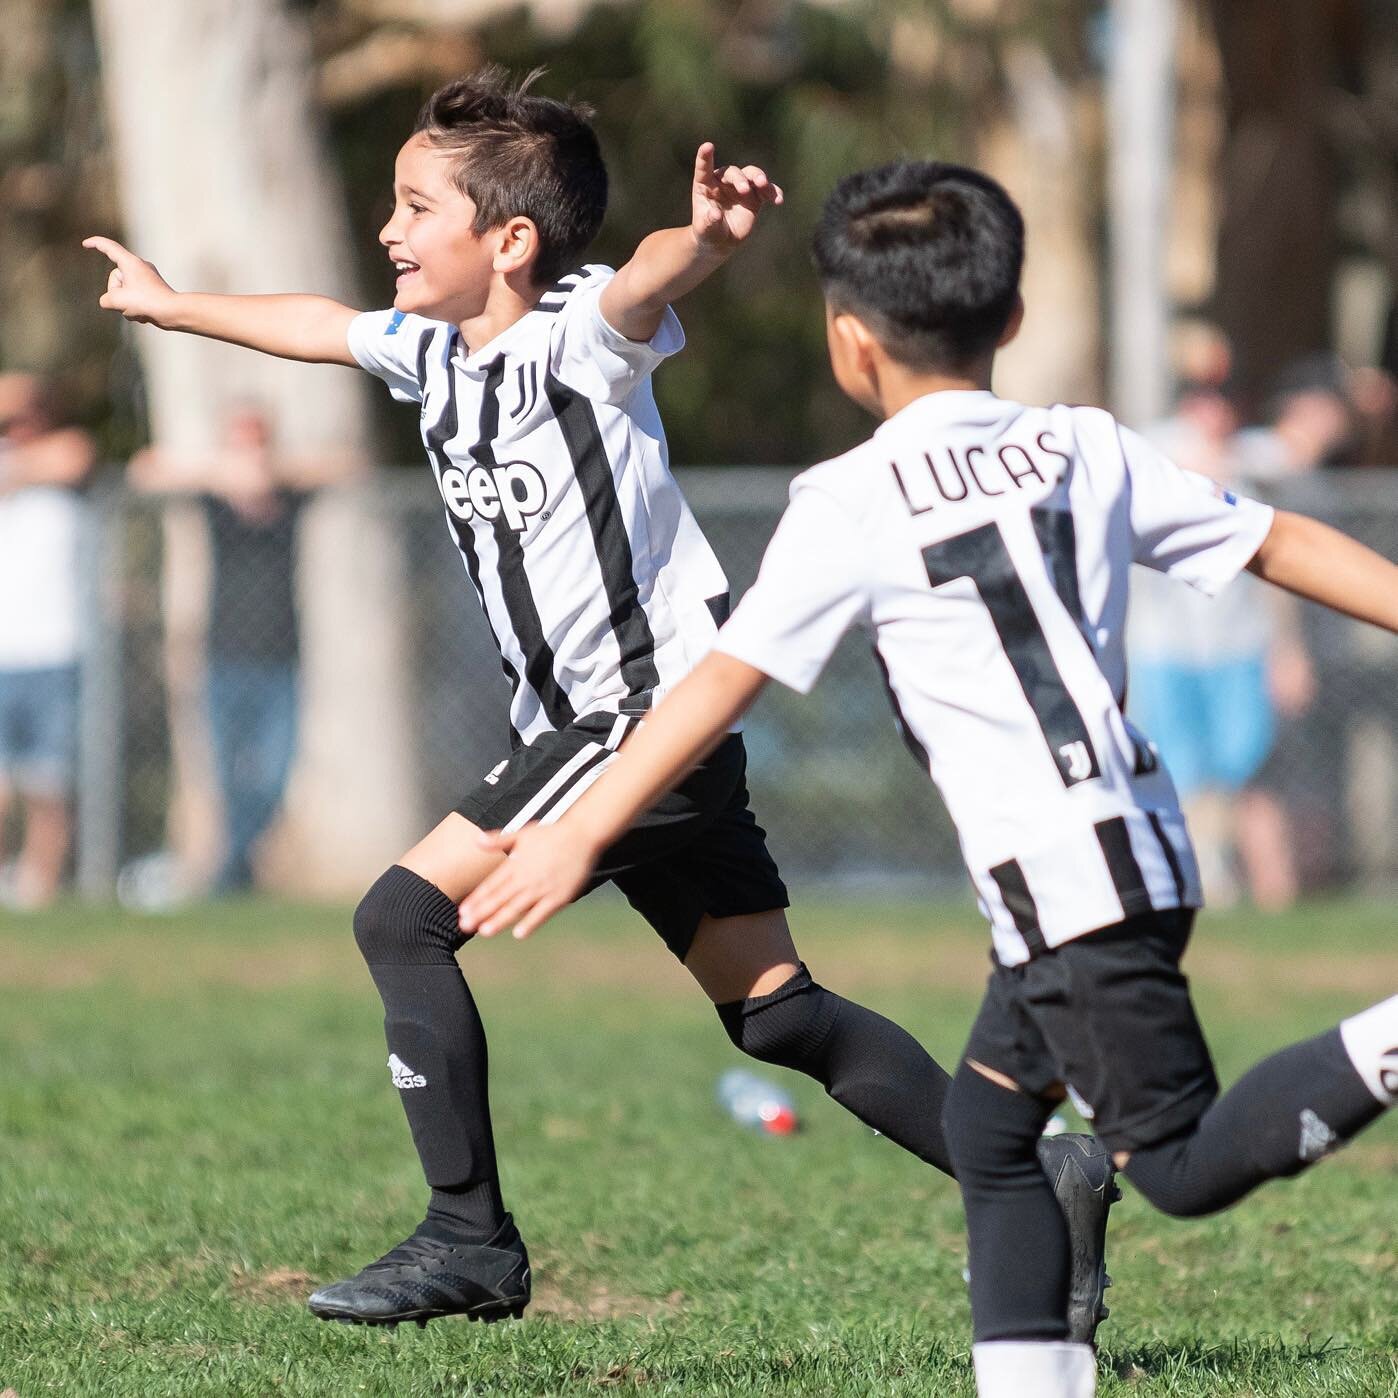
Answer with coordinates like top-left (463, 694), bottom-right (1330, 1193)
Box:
top-left (462, 160), bottom-right (1398, 1397)
top-left (86, 71), bottom-right (1118, 1335)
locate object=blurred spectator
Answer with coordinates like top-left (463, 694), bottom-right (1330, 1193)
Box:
top-left (1129, 376), bottom-right (1307, 909)
top-left (1235, 354), bottom-right (1355, 476)
top-left (0, 373), bottom-right (96, 908)
top-left (1349, 365), bottom-right (1398, 466)
top-left (130, 405), bottom-right (343, 893)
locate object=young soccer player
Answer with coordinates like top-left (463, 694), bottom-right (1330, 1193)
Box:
top-left (85, 71), bottom-right (1116, 1335)
top-left (462, 160), bottom-right (1398, 1396)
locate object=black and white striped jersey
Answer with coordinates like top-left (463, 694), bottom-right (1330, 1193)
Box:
top-left (717, 390), bottom-right (1276, 964)
top-left (348, 266), bottom-right (730, 746)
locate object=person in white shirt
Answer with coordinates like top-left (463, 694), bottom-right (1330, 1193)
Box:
top-left (85, 70), bottom-right (1120, 1337)
top-left (0, 374), bottom-right (95, 908)
top-left (463, 161), bottom-right (1398, 1398)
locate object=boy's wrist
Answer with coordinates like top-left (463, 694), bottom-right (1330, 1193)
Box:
top-left (158, 290), bottom-right (195, 332)
top-left (555, 809), bottom-right (612, 861)
top-left (688, 226), bottom-right (736, 263)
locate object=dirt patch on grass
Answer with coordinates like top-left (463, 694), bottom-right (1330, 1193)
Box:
top-left (229, 1265), bottom-right (314, 1304)
top-left (531, 1279), bottom-right (685, 1322)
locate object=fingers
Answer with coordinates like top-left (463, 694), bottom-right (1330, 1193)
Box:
top-left (509, 900), bottom-right (561, 941)
top-left (694, 142), bottom-right (718, 189)
top-left (716, 163), bottom-right (783, 206)
top-left (477, 887), bottom-right (539, 939)
top-left (82, 235), bottom-right (135, 267)
top-left (459, 855), bottom-right (534, 935)
top-left (475, 828), bottom-right (515, 853)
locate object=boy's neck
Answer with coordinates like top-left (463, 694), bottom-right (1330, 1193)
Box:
top-left (456, 274), bottom-right (549, 356)
top-left (874, 356), bottom-right (994, 419)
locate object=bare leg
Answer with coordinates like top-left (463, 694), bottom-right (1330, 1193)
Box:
top-left (683, 908), bottom-right (800, 1002)
top-left (14, 791), bottom-right (70, 908)
top-left (1232, 788), bottom-right (1299, 911)
top-left (398, 810), bottom-right (506, 901)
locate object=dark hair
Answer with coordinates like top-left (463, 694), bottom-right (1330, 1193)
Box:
top-left (414, 67), bottom-right (607, 286)
top-left (812, 161), bottom-right (1024, 372)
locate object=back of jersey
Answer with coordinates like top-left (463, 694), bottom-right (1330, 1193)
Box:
top-left (718, 390), bottom-right (1275, 964)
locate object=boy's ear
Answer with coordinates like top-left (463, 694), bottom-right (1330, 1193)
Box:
top-left (830, 309), bottom-right (881, 374)
top-left (492, 216), bottom-right (542, 279)
top-left (998, 294), bottom-right (1025, 349)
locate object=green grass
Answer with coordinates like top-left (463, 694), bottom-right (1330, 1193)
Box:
top-left (1, 894), bottom-right (1394, 1395)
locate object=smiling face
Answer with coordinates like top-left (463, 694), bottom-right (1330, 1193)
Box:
top-left (378, 134), bottom-right (503, 322)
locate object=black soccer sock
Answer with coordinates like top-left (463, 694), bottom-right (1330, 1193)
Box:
top-left (426, 1178), bottom-right (506, 1241)
top-left (943, 1059), bottom-right (1068, 1342)
top-left (717, 964), bottom-right (955, 1176)
top-left (1124, 1026), bottom-right (1387, 1218)
top-left (353, 864), bottom-right (506, 1241)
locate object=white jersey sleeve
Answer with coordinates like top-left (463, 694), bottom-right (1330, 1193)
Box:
top-left (716, 481), bottom-right (871, 694)
top-left (549, 272), bottom-right (684, 405)
top-left (1122, 424), bottom-right (1275, 595)
top-left (347, 309), bottom-right (443, 404)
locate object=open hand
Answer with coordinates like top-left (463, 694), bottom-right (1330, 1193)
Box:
top-left (691, 143), bottom-right (783, 252)
top-left (82, 236), bottom-right (178, 325)
top-left (458, 822), bottom-right (601, 941)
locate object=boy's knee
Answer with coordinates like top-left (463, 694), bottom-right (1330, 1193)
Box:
top-left (715, 965), bottom-right (839, 1070)
top-left (944, 1060), bottom-right (1049, 1183)
top-left (354, 864), bottom-right (465, 965)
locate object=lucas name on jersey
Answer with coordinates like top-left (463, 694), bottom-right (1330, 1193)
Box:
top-left (891, 429), bottom-right (1071, 516)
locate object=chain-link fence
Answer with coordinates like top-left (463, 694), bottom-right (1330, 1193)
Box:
top-left (64, 467), bottom-right (1398, 903)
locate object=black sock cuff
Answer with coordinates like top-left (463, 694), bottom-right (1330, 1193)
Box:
top-left (717, 963), bottom-right (814, 1020)
top-left (355, 864), bottom-right (465, 964)
top-left (717, 964), bottom-right (843, 1063)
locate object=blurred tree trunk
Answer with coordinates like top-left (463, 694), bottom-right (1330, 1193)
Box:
top-left (1209, 0), bottom-right (1357, 407)
top-left (0, 0), bottom-right (115, 391)
top-left (89, 0), bottom-right (422, 895)
top-left (981, 39), bottom-right (1103, 410)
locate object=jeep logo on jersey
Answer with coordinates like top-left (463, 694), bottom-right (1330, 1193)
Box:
top-left (439, 460), bottom-right (547, 531)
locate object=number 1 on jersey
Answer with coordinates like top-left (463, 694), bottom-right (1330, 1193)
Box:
top-left (922, 509), bottom-right (1101, 787)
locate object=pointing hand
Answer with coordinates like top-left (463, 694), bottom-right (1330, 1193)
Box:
top-left (82, 236), bottom-right (178, 326)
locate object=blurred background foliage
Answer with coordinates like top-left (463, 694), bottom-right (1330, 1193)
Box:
top-left (2, 0), bottom-right (1396, 465)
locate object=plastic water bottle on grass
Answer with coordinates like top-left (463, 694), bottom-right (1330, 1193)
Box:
top-left (717, 1069), bottom-right (799, 1135)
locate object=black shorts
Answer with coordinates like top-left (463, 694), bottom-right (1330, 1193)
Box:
top-left (961, 909), bottom-right (1220, 1153)
top-left (455, 713), bottom-right (789, 960)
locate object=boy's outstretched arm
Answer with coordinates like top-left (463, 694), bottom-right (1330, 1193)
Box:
top-left (598, 143), bottom-right (782, 343)
top-left (460, 653), bottom-right (770, 939)
top-left (82, 236), bottom-right (360, 366)
top-left (1247, 509), bottom-right (1398, 632)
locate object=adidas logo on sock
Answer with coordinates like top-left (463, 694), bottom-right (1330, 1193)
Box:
top-left (389, 1053), bottom-right (427, 1089)
top-left (1298, 1108), bottom-right (1337, 1163)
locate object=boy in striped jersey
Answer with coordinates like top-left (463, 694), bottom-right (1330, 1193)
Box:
top-left (463, 160), bottom-right (1398, 1397)
top-left (87, 71), bottom-right (1119, 1334)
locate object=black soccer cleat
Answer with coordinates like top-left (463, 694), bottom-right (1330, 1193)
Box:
top-left (307, 1214), bottom-right (530, 1328)
top-left (1037, 1132), bottom-right (1122, 1345)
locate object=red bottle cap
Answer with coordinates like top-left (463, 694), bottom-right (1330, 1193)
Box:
top-left (760, 1104), bottom-right (798, 1135)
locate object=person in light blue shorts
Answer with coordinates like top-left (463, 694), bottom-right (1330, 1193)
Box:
top-left (1128, 380), bottom-right (1307, 909)
top-left (0, 373), bottom-right (95, 908)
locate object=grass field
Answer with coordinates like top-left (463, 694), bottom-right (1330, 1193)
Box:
top-left (1, 893), bottom-right (1394, 1396)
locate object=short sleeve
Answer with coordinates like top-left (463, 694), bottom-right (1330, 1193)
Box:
top-left (549, 272), bottom-right (685, 405)
top-left (715, 482), bottom-right (871, 694)
top-left (1122, 425), bottom-right (1275, 596)
top-left (347, 309), bottom-right (443, 404)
